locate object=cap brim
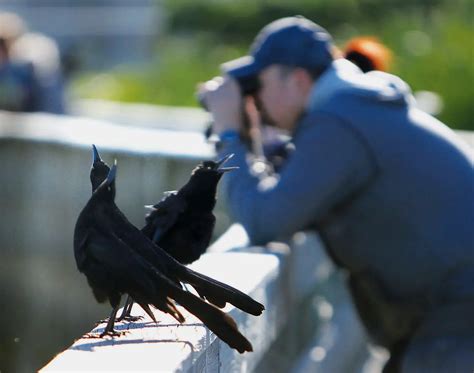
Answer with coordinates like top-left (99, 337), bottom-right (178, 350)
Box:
top-left (221, 55), bottom-right (260, 80)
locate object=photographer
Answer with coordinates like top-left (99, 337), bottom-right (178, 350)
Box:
top-left (198, 16), bottom-right (474, 372)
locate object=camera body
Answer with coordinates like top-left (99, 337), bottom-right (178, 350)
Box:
top-left (236, 75), bottom-right (260, 96)
top-left (198, 75), bottom-right (259, 110)
top-left (200, 74), bottom-right (259, 139)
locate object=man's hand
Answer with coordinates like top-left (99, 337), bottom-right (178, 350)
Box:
top-left (197, 75), bottom-right (244, 135)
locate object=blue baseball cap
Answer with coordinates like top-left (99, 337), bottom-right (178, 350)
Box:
top-left (222, 16), bottom-right (334, 81)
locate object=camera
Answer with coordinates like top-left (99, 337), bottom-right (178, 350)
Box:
top-left (199, 74), bottom-right (259, 139)
top-left (198, 75), bottom-right (260, 111)
top-left (236, 75), bottom-right (260, 96)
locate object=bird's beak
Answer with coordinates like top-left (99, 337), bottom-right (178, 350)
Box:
top-left (218, 166), bottom-right (239, 173)
top-left (216, 153), bottom-right (239, 173)
top-left (216, 153), bottom-right (234, 167)
top-left (92, 144), bottom-right (102, 163)
top-left (105, 160), bottom-right (117, 185)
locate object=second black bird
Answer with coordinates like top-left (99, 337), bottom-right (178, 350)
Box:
top-left (141, 154), bottom-right (237, 264)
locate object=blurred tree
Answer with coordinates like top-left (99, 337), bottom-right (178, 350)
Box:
top-left (72, 0), bottom-right (473, 130)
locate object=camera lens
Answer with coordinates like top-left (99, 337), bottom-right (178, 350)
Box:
top-left (238, 75), bottom-right (260, 95)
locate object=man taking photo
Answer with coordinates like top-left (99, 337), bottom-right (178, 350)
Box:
top-left (198, 16), bottom-right (474, 372)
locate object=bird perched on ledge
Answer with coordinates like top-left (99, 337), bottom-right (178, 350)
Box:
top-left (73, 147), bottom-right (264, 352)
top-left (141, 153), bottom-right (238, 264)
top-left (91, 146), bottom-right (240, 320)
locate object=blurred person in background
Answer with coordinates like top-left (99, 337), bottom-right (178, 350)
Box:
top-left (0, 11), bottom-right (25, 50)
top-left (0, 12), bottom-right (37, 112)
top-left (199, 16), bottom-right (474, 372)
top-left (342, 36), bottom-right (392, 73)
top-left (10, 31), bottom-right (66, 114)
top-left (342, 36), bottom-right (443, 117)
top-left (0, 11), bottom-right (66, 114)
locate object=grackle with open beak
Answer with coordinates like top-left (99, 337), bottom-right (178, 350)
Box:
top-left (123, 152), bottom-right (238, 320)
top-left (141, 154), bottom-right (238, 264)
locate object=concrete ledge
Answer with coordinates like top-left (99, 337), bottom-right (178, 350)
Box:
top-left (0, 110), bottom-right (213, 159)
top-left (41, 222), bottom-right (339, 372)
top-left (70, 99), bottom-right (210, 132)
top-left (41, 252), bottom-right (279, 372)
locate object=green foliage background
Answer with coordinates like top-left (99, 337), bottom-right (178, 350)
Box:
top-left (72, 0), bottom-right (474, 130)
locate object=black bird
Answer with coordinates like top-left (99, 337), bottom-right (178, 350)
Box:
top-left (91, 146), bottom-right (235, 266)
top-left (121, 155), bottom-right (237, 320)
top-left (141, 154), bottom-right (237, 264)
top-left (89, 145), bottom-right (154, 323)
top-left (74, 156), bottom-right (264, 352)
top-left (89, 146), bottom-right (262, 318)
top-left (90, 145), bottom-right (110, 188)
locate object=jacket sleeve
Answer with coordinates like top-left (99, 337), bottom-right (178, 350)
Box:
top-left (217, 111), bottom-right (377, 245)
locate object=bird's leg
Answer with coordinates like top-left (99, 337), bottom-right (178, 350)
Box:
top-left (116, 296), bottom-right (132, 321)
top-left (99, 305), bottom-right (125, 338)
top-left (85, 306), bottom-right (127, 338)
top-left (117, 296), bottom-right (143, 322)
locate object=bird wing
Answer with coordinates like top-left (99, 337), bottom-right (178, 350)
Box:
top-left (85, 226), bottom-right (187, 322)
top-left (143, 192), bottom-right (187, 243)
top-left (176, 265), bottom-right (265, 316)
top-left (106, 202), bottom-right (265, 316)
top-left (100, 227), bottom-right (253, 352)
top-left (86, 228), bottom-right (157, 293)
top-left (73, 232), bottom-right (89, 272)
top-left (73, 209), bottom-right (93, 272)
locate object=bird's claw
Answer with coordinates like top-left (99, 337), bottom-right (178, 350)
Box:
top-left (83, 332), bottom-right (102, 339)
top-left (99, 329), bottom-right (128, 338)
top-left (117, 315), bottom-right (143, 322)
top-left (84, 329), bottom-right (128, 339)
top-left (124, 315), bottom-right (144, 322)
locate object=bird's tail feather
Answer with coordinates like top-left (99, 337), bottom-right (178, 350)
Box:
top-left (171, 287), bottom-right (253, 353)
top-left (178, 267), bottom-right (265, 316)
top-left (150, 296), bottom-right (185, 323)
top-left (136, 301), bottom-right (157, 323)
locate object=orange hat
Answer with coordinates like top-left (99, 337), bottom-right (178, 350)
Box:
top-left (344, 36), bottom-right (392, 72)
